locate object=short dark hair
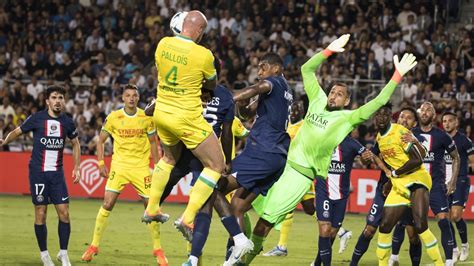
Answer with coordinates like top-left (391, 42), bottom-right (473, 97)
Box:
top-left (329, 82), bottom-right (351, 97)
top-left (123, 84), bottom-right (139, 93)
top-left (46, 85), bottom-right (66, 98)
top-left (442, 111), bottom-right (458, 120)
top-left (400, 106), bottom-right (419, 123)
top-left (260, 52), bottom-right (283, 66)
top-left (380, 102), bottom-right (393, 111)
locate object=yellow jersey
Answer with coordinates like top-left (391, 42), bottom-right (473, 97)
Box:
top-left (287, 120), bottom-right (304, 140)
top-left (376, 123), bottom-right (431, 190)
top-left (102, 108), bottom-right (156, 169)
top-left (155, 35), bottom-right (216, 113)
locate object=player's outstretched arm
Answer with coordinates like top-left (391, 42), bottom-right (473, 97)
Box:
top-left (302, 34), bottom-right (350, 103)
top-left (221, 120), bottom-right (233, 174)
top-left (349, 53), bottom-right (417, 125)
top-left (148, 134), bottom-right (160, 165)
top-left (71, 137), bottom-right (81, 184)
top-left (447, 149), bottom-right (460, 195)
top-left (97, 130), bottom-right (110, 178)
top-left (144, 98), bottom-right (156, 116)
top-left (0, 127), bottom-right (22, 146)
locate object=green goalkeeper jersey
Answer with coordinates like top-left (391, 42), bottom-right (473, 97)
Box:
top-left (287, 51), bottom-right (399, 179)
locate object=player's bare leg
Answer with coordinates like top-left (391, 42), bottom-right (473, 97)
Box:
top-left (54, 204), bottom-right (71, 266)
top-left (411, 187), bottom-right (443, 265)
top-left (230, 188), bottom-right (257, 232)
top-left (143, 142), bottom-right (183, 223)
top-left (172, 133), bottom-right (224, 241)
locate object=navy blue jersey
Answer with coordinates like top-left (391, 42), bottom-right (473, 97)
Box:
top-left (320, 136), bottom-right (365, 200)
top-left (412, 127), bottom-right (457, 183)
top-left (445, 131), bottom-right (474, 183)
top-left (203, 85), bottom-right (234, 137)
top-left (246, 75), bottom-right (292, 154)
top-left (20, 110), bottom-right (78, 172)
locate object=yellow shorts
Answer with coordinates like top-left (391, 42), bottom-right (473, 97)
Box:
top-left (301, 181), bottom-right (315, 201)
top-left (106, 166), bottom-right (152, 198)
top-left (154, 109), bottom-right (213, 149)
top-left (385, 171), bottom-right (432, 207)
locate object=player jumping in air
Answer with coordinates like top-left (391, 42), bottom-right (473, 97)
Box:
top-left (242, 34), bottom-right (417, 265)
top-left (81, 85), bottom-right (165, 265)
top-left (0, 86), bottom-right (81, 266)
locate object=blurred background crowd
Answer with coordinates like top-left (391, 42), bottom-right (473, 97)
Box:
top-left (0, 0), bottom-right (473, 169)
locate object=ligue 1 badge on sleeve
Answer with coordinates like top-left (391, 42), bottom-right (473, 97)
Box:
top-left (36, 194), bottom-right (44, 203)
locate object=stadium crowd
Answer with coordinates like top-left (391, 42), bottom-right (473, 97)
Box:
top-left (0, 0), bottom-right (473, 160)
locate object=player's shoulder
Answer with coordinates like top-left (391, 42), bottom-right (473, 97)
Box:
top-left (59, 112), bottom-right (74, 124)
top-left (215, 85), bottom-right (233, 99)
top-left (136, 108), bottom-right (152, 120)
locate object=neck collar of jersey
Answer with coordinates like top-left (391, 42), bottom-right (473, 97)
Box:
top-left (122, 108), bottom-right (137, 117)
top-left (176, 35), bottom-right (194, 42)
top-left (379, 123), bottom-right (392, 137)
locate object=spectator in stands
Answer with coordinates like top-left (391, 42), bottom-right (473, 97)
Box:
top-left (429, 64), bottom-right (448, 91)
top-left (456, 83), bottom-right (471, 105)
top-left (0, 97), bottom-right (15, 119)
top-left (85, 28), bottom-right (105, 52)
top-left (401, 74), bottom-right (418, 104)
top-left (26, 76), bottom-right (44, 100)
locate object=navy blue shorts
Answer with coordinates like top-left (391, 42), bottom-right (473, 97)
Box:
top-left (366, 189), bottom-right (386, 227)
top-left (232, 149), bottom-right (286, 196)
top-left (29, 170), bottom-right (69, 205)
top-left (450, 177), bottom-right (471, 207)
top-left (315, 190), bottom-right (348, 228)
top-left (430, 184), bottom-right (450, 215)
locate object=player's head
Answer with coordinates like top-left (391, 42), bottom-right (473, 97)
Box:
top-left (374, 102), bottom-right (392, 131)
top-left (258, 52), bottom-right (283, 79)
top-left (182, 10), bottom-right (208, 43)
top-left (122, 84), bottom-right (139, 109)
top-left (290, 100), bottom-right (304, 123)
top-left (397, 106), bottom-right (418, 129)
top-left (326, 82), bottom-right (351, 111)
top-left (45, 85), bottom-right (66, 115)
top-left (442, 111), bottom-right (458, 134)
top-left (419, 102), bottom-right (436, 126)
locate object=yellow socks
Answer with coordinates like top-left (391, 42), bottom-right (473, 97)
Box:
top-left (376, 232), bottom-right (392, 266)
top-left (419, 229), bottom-right (444, 266)
top-left (146, 160), bottom-right (174, 215)
top-left (91, 207), bottom-right (111, 247)
top-left (182, 168), bottom-right (220, 224)
top-left (147, 222), bottom-right (161, 250)
top-left (278, 212), bottom-right (294, 248)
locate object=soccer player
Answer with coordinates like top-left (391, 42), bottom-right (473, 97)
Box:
top-left (0, 85), bottom-right (81, 266)
top-left (385, 107), bottom-right (425, 266)
top-left (372, 103), bottom-right (444, 266)
top-left (81, 85), bottom-right (165, 264)
top-left (442, 112), bottom-right (473, 261)
top-left (143, 10), bottom-right (225, 241)
top-left (412, 102), bottom-right (460, 265)
top-left (243, 34), bottom-right (418, 265)
top-left (311, 135), bottom-right (370, 265)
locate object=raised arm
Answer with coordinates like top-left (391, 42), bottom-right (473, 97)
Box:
top-left (302, 34), bottom-right (350, 103)
top-left (349, 53), bottom-right (417, 125)
top-left (0, 127), bottom-right (23, 146)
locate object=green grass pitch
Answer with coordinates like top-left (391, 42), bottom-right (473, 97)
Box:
top-left (1, 195), bottom-right (473, 265)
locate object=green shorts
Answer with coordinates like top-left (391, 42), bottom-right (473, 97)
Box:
top-left (253, 163), bottom-right (313, 225)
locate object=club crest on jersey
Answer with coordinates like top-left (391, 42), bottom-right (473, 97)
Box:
top-left (46, 120), bottom-right (61, 137)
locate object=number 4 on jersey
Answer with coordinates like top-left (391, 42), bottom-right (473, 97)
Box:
top-left (165, 66), bottom-right (178, 86)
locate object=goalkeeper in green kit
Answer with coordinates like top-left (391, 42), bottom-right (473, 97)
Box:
top-left (244, 34), bottom-right (418, 265)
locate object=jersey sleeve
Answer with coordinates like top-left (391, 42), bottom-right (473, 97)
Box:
top-left (224, 100), bottom-right (235, 122)
top-left (354, 139), bottom-right (366, 155)
top-left (442, 132), bottom-right (457, 154)
top-left (102, 114), bottom-right (114, 135)
top-left (348, 80), bottom-right (399, 126)
top-left (20, 114), bottom-right (36, 133)
top-left (202, 49), bottom-right (217, 80)
top-left (465, 137), bottom-right (474, 156)
top-left (372, 143), bottom-right (380, 155)
top-left (232, 117), bottom-right (249, 138)
top-left (146, 117), bottom-right (156, 136)
top-left (301, 51), bottom-right (328, 105)
top-left (398, 127), bottom-right (413, 153)
top-left (66, 118), bottom-right (78, 139)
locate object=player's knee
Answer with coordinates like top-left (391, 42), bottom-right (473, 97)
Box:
top-left (35, 210), bottom-right (47, 224)
top-left (363, 226), bottom-right (376, 239)
top-left (58, 210), bottom-right (70, 223)
top-left (408, 234), bottom-right (420, 245)
top-left (102, 200), bottom-right (115, 211)
top-left (450, 211), bottom-right (462, 222)
top-left (413, 220), bottom-right (428, 234)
